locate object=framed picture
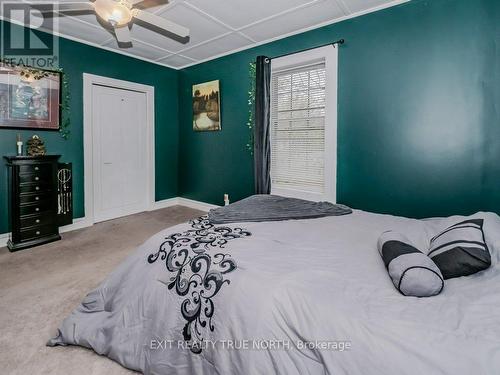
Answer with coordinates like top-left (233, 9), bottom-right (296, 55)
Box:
top-left (192, 80), bottom-right (221, 132)
top-left (0, 63), bottom-right (61, 130)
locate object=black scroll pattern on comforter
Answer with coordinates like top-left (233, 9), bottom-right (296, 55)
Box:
top-left (147, 216), bottom-right (251, 353)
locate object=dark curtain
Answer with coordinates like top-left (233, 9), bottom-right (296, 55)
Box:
top-left (254, 56), bottom-right (271, 194)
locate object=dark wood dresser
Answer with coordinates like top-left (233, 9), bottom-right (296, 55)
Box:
top-left (4, 155), bottom-right (61, 251)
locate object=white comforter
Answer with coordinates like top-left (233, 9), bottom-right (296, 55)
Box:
top-left (50, 210), bottom-right (500, 374)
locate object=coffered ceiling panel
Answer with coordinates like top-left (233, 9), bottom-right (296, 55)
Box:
top-left (57, 16), bottom-right (113, 45)
top-left (181, 32), bottom-right (253, 61)
top-left (340, 0), bottom-right (396, 14)
top-left (241, 0), bottom-right (344, 42)
top-left (157, 53), bottom-right (195, 68)
top-left (185, 0), bottom-right (313, 29)
top-left (5, 0), bottom-right (408, 69)
top-left (154, 2), bottom-right (231, 46)
top-left (103, 37), bottom-right (171, 60)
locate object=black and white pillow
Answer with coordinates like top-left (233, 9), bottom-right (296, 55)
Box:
top-left (378, 231), bottom-right (444, 297)
top-left (428, 219), bottom-right (491, 279)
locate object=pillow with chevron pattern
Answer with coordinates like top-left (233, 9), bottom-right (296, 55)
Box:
top-left (428, 219), bottom-right (491, 279)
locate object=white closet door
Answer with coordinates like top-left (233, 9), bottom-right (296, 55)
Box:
top-left (91, 84), bottom-right (148, 223)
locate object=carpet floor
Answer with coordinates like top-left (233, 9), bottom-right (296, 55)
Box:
top-left (0, 206), bottom-right (203, 375)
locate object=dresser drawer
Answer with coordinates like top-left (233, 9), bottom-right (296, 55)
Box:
top-left (20, 214), bottom-right (55, 228)
top-left (19, 182), bottom-right (52, 194)
top-left (20, 224), bottom-right (57, 242)
top-left (19, 164), bottom-right (52, 175)
top-left (19, 173), bottom-right (51, 184)
top-left (19, 202), bottom-right (53, 216)
top-left (19, 192), bottom-right (51, 205)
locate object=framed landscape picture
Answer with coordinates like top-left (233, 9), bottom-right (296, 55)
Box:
top-left (0, 63), bottom-right (61, 130)
top-left (192, 80), bottom-right (221, 132)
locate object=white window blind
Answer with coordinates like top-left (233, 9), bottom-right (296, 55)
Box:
top-left (271, 62), bottom-right (327, 195)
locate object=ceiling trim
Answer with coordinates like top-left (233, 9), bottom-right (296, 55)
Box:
top-left (1, 0), bottom-right (410, 71)
top-left (177, 0), bottom-right (410, 69)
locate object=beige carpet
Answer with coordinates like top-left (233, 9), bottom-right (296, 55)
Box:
top-left (0, 206), bottom-right (204, 375)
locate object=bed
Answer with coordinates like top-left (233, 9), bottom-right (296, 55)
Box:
top-left (48, 208), bottom-right (500, 374)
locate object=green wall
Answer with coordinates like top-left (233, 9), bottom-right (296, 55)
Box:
top-left (1, 0), bottom-right (498, 234)
top-left (178, 0), bottom-right (499, 218)
top-left (0, 21), bottom-right (179, 234)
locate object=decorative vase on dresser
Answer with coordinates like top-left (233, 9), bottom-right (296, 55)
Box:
top-left (4, 155), bottom-right (61, 251)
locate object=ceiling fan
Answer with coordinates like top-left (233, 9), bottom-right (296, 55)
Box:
top-left (32, 0), bottom-right (190, 46)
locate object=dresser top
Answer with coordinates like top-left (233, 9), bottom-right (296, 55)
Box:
top-left (3, 155), bottom-right (61, 163)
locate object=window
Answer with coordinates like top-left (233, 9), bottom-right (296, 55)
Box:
top-left (270, 46), bottom-right (338, 202)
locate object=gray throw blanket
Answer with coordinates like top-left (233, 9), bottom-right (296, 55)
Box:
top-left (208, 195), bottom-right (352, 224)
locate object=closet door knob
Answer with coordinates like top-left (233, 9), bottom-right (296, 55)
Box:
top-left (35, 177), bottom-right (39, 181)
top-left (35, 207), bottom-right (40, 212)
top-left (36, 231), bottom-right (40, 235)
top-left (36, 219), bottom-right (40, 224)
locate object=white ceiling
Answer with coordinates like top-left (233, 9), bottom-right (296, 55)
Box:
top-left (8, 0), bottom-right (407, 70)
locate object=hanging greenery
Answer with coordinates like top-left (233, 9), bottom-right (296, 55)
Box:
top-left (246, 61), bottom-right (256, 155)
top-left (59, 70), bottom-right (71, 140)
top-left (0, 58), bottom-right (71, 139)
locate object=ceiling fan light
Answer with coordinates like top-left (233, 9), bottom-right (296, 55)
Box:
top-left (94, 0), bottom-right (132, 27)
top-left (109, 8), bottom-right (124, 23)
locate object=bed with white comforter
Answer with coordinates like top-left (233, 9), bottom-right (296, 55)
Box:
top-left (49, 210), bottom-right (500, 374)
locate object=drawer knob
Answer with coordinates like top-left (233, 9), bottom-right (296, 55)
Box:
top-left (36, 231), bottom-right (40, 235)
top-left (36, 186), bottom-right (40, 191)
top-left (35, 177), bottom-right (39, 181)
top-left (35, 167), bottom-right (39, 171)
top-left (35, 196), bottom-right (39, 201)
top-left (35, 207), bottom-right (40, 212)
top-left (36, 219), bottom-right (40, 223)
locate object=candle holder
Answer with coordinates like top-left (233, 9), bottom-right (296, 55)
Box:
top-left (16, 134), bottom-right (23, 156)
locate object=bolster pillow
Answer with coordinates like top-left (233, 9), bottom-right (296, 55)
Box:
top-left (378, 231), bottom-right (444, 297)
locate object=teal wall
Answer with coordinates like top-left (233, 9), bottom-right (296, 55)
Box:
top-left (1, 0), bottom-right (499, 234)
top-left (178, 0), bottom-right (499, 218)
top-left (0, 21), bottom-right (179, 233)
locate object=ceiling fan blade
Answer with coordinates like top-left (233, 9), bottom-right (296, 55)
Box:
top-left (55, 2), bottom-right (95, 12)
top-left (33, 2), bottom-right (95, 14)
top-left (114, 26), bottom-right (132, 44)
top-left (132, 9), bottom-right (189, 38)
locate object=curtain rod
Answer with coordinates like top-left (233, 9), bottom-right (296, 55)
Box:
top-left (267, 39), bottom-right (345, 61)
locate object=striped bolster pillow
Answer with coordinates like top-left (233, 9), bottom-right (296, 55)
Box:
top-left (378, 231), bottom-right (444, 297)
top-left (428, 219), bottom-right (491, 279)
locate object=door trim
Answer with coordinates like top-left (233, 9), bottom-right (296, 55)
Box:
top-left (83, 73), bottom-right (155, 224)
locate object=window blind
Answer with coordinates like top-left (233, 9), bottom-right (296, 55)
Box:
top-left (270, 62), bottom-right (326, 194)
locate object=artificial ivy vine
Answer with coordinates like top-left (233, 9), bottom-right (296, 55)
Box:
top-left (246, 61), bottom-right (256, 155)
top-left (59, 70), bottom-right (71, 139)
top-left (0, 58), bottom-right (71, 139)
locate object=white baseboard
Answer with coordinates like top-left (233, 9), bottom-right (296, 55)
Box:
top-left (149, 197), bottom-right (180, 210)
top-left (152, 197), bottom-right (219, 212)
top-left (0, 232), bottom-right (9, 248)
top-left (0, 197), bottom-right (219, 248)
top-left (177, 197), bottom-right (220, 212)
top-left (60, 217), bottom-right (93, 234)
